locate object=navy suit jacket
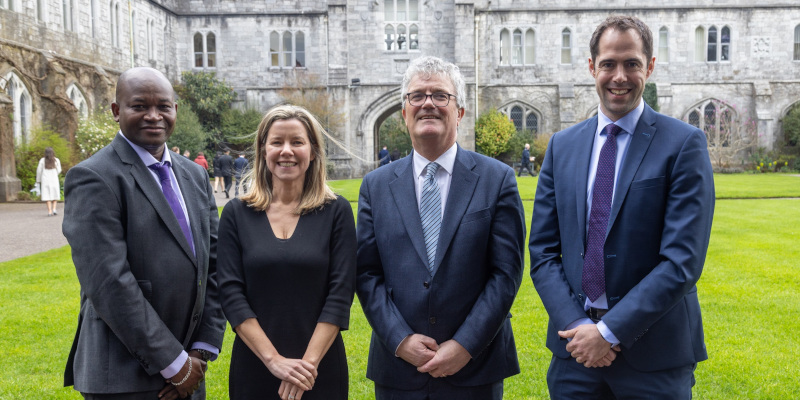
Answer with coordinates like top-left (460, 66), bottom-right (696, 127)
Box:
top-left (63, 135), bottom-right (226, 393)
top-left (356, 146), bottom-right (525, 389)
top-left (529, 104), bottom-right (715, 372)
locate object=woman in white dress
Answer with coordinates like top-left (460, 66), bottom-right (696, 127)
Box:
top-left (36, 147), bottom-right (62, 216)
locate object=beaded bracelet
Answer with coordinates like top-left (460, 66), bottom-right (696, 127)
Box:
top-left (171, 357), bottom-right (193, 386)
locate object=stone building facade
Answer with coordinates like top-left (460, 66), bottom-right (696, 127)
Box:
top-left (2, 0), bottom-right (799, 197)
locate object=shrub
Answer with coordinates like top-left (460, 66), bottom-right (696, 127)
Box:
top-left (783, 102), bottom-right (800, 147)
top-left (175, 71), bottom-right (235, 135)
top-left (170, 101), bottom-right (210, 156)
top-left (475, 108), bottom-right (516, 158)
top-left (14, 126), bottom-right (73, 193)
top-left (220, 108), bottom-right (263, 147)
top-left (643, 82), bottom-right (659, 112)
top-left (75, 108), bottom-right (117, 159)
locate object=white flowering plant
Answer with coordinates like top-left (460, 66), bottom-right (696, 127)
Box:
top-left (75, 108), bottom-right (117, 159)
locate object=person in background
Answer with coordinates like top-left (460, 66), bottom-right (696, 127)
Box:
top-left (183, 149), bottom-right (191, 159)
top-left (233, 153), bottom-right (249, 196)
top-left (171, 146), bottom-right (180, 155)
top-left (218, 104), bottom-right (356, 400)
top-left (37, 146), bottom-right (62, 216)
top-left (194, 151), bottom-right (209, 170)
top-left (213, 151), bottom-right (222, 193)
top-left (518, 143), bottom-right (534, 177)
top-left (217, 150), bottom-right (235, 199)
top-left (378, 145), bottom-right (390, 167)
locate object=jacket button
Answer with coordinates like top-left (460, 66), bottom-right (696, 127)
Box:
top-left (423, 281), bottom-right (430, 288)
top-left (429, 317), bottom-right (436, 324)
top-left (193, 314), bottom-right (200, 322)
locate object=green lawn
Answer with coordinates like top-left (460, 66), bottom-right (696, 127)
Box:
top-left (1, 174), bottom-right (797, 398)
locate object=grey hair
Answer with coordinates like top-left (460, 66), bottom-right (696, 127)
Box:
top-left (400, 56), bottom-right (466, 111)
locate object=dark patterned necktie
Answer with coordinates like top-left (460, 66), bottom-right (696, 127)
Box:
top-left (420, 162), bottom-right (441, 273)
top-left (149, 162), bottom-right (195, 255)
top-left (583, 123), bottom-right (622, 302)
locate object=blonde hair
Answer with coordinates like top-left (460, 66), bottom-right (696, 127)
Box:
top-left (240, 104), bottom-right (336, 214)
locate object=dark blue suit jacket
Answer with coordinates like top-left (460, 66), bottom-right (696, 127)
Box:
top-left (530, 104), bottom-right (715, 372)
top-left (356, 146), bottom-right (525, 389)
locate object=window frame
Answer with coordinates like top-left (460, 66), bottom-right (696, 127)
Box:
top-left (268, 30), bottom-right (307, 69)
top-left (383, 0), bottom-right (420, 53)
top-left (561, 28), bottom-right (572, 65)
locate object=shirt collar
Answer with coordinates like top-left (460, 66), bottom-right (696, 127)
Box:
top-left (413, 142), bottom-right (458, 178)
top-left (596, 99), bottom-right (644, 136)
top-left (118, 131), bottom-right (172, 167)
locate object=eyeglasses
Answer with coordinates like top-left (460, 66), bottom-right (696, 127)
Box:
top-left (406, 92), bottom-right (456, 107)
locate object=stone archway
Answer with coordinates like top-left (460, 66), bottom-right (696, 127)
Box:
top-left (354, 86), bottom-right (404, 168)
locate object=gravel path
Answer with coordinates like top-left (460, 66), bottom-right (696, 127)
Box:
top-left (0, 190), bottom-right (232, 263)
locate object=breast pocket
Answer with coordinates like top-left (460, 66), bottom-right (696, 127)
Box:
top-left (460, 208), bottom-right (491, 225)
top-left (630, 176), bottom-right (666, 190)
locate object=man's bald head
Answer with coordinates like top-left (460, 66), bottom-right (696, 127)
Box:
top-left (116, 67), bottom-right (175, 103)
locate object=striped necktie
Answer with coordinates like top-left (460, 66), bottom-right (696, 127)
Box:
top-left (420, 162), bottom-right (441, 274)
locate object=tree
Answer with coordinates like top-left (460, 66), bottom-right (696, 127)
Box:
top-left (783, 102), bottom-right (800, 147)
top-left (221, 108), bottom-right (264, 147)
top-left (643, 82), bottom-right (659, 112)
top-left (378, 111), bottom-right (412, 157)
top-left (15, 126), bottom-right (74, 192)
top-left (170, 101), bottom-right (210, 155)
top-left (277, 72), bottom-right (345, 140)
top-left (175, 71), bottom-right (235, 136)
top-left (475, 108), bottom-right (516, 158)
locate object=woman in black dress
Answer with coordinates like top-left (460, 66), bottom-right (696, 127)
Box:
top-left (218, 105), bottom-right (356, 400)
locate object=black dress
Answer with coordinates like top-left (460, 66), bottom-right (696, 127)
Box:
top-left (218, 195), bottom-right (356, 400)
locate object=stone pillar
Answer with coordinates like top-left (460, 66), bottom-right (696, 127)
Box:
top-left (753, 81), bottom-right (774, 150)
top-left (558, 83), bottom-right (576, 131)
top-left (0, 92), bottom-right (22, 202)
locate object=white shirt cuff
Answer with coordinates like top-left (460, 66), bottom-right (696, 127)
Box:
top-left (191, 342), bottom-right (220, 361)
top-left (596, 321), bottom-right (620, 347)
top-left (160, 350), bottom-right (188, 379)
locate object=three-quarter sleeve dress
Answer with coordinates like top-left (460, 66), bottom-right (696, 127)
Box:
top-left (218, 195), bottom-right (357, 399)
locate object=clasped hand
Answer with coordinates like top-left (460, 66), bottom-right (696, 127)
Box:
top-left (397, 334), bottom-right (471, 378)
top-left (559, 324), bottom-right (620, 368)
top-left (265, 355), bottom-right (317, 400)
top-left (158, 355), bottom-right (206, 400)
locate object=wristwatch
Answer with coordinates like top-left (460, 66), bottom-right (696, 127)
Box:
top-left (194, 349), bottom-right (213, 362)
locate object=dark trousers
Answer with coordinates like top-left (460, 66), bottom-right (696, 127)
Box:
top-left (234, 175), bottom-right (246, 195)
top-left (375, 379), bottom-right (502, 400)
top-left (81, 381), bottom-right (205, 399)
top-left (223, 175), bottom-right (232, 196)
top-left (518, 163), bottom-right (534, 176)
top-left (547, 353), bottom-right (695, 400)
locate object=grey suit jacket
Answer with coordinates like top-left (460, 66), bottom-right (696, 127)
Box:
top-left (356, 146), bottom-right (526, 390)
top-left (530, 104), bottom-right (715, 372)
top-left (63, 135), bottom-right (226, 394)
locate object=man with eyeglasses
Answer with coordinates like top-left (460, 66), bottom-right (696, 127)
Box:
top-left (356, 56), bottom-right (525, 399)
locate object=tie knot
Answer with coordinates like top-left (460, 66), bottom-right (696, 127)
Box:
top-left (425, 162), bottom-right (439, 179)
top-left (149, 162), bottom-right (171, 180)
top-left (604, 124), bottom-right (622, 138)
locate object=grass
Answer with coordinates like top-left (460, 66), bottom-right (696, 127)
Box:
top-left (1, 174), bottom-right (797, 398)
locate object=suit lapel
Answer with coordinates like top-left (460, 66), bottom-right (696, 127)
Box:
top-left (434, 146), bottom-right (478, 275)
top-left (112, 136), bottom-right (197, 264)
top-left (575, 117), bottom-right (599, 242)
top-left (170, 158), bottom-right (201, 266)
top-left (608, 105), bottom-right (657, 232)
top-left (388, 156), bottom-right (429, 270)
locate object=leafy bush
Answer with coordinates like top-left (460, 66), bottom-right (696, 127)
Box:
top-left (783, 102), bottom-right (800, 147)
top-left (220, 108), bottom-right (263, 147)
top-left (75, 108), bottom-right (117, 159)
top-left (14, 126), bottom-right (73, 193)
top-left (170, 101), bottom-right (210, 155)
top-left (475, 108), bottom-right (516, 158)
top-left (643, 82), bottom-right (659, 112)
top-left (175, 71), bottom-right (234, 135)
top-left (378, 112), bottom-right (412, 157)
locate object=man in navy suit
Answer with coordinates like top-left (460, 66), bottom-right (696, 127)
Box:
top-left (356, 56), bottom-right (525, 399)
top-left (529, 16), bottom-right (715, 399)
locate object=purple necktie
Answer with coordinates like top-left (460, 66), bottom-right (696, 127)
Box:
top-left (149, 162), bottom-right (195, 255)
top-left (583, 123), bottom-right (622, 302)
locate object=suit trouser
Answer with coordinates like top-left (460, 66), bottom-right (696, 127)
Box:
top-left (223, 175), bottom-right (232, 194)
top-left (547, 352), bottom-right (695, 400)
top-left (375, 379), bottom-right (502, 400)
top-left (81, 381), bottom-right (206, 399)
top-left (234, 175), bottom-right (246, 195)
top-left (518, 164), bottom-right (534, 176)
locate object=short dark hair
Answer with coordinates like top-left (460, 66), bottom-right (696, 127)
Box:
top-left (590, 16), bottom-right (653, 66)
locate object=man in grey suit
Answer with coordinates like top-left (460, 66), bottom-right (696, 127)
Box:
top-left (356, 56), bottom-right (526, 399)
top-left (217, 150), bottom-right (234, 198)
top-left (529, 16), bottom-right (714, 399)
top-left (63, 67), bottom-right (226, 399)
